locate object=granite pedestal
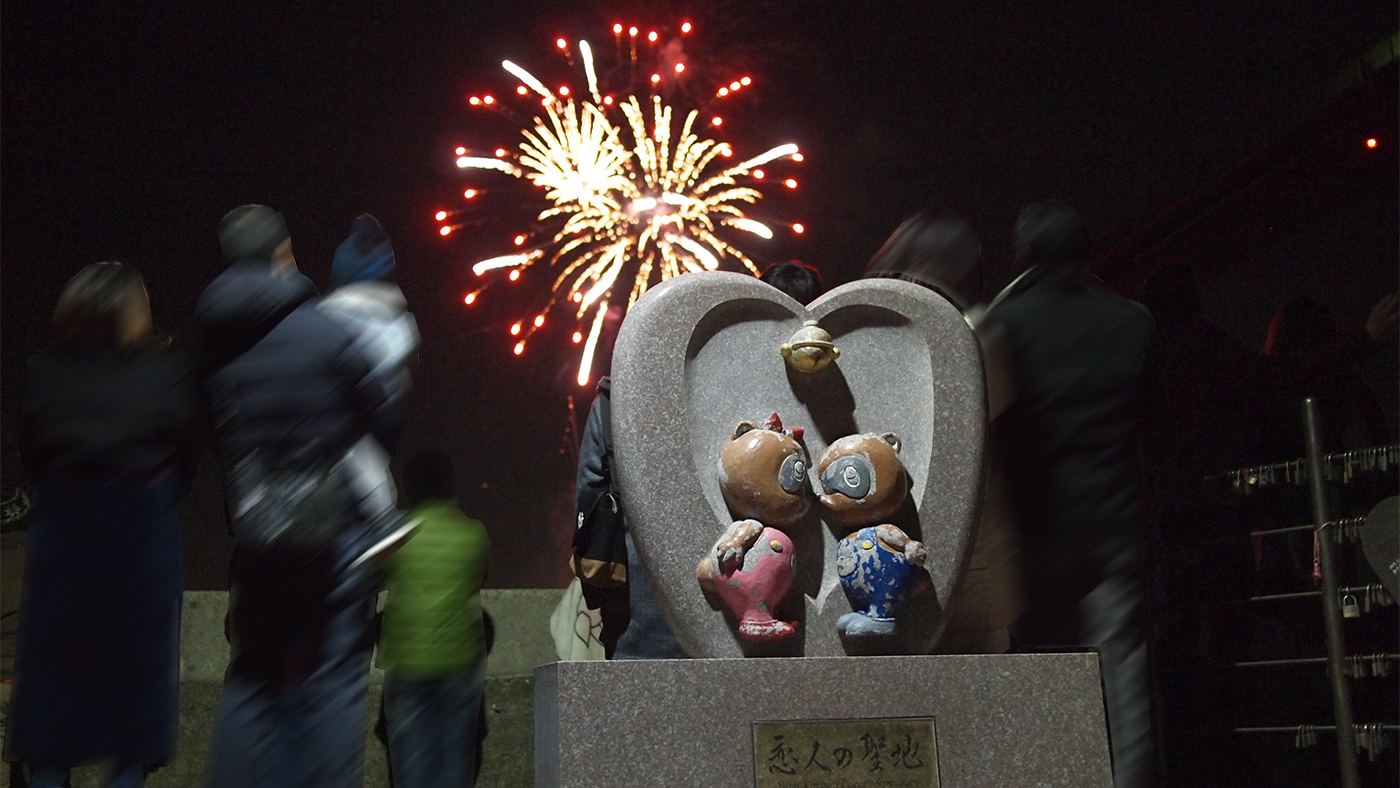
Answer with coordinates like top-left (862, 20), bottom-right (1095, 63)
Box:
top-left (535, 653), bottom-right (1112, 787)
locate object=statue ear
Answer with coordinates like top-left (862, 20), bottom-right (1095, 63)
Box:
top-left (879, 432), bottom-right (902, 454)
top-left (732, 421), bottom-right (758, 440)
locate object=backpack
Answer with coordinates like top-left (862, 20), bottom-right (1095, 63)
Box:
top-left (226, 446), bottom-right (354, 556)
top-left (570, 386), bottom-right (628, 587)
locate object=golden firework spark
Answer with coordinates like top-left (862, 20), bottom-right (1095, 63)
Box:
top-left (448, 23), bottom-right (803, 386)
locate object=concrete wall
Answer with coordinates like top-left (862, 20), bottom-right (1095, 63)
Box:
top-left (178, 588), bottom-right (566, 682)
top-left (1, 588), bottom-right (565, 788)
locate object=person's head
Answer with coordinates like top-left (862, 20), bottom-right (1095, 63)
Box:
top-left (52, 262), bottom-right (152, 350)
top-left (218, 205), bottom-right (295, 272)
top-left (330, 214), bottom-right (397, 289)
top-left (1264, 296), bottom-right (1335, 357)
top-left (864, 210), bottom-right (983, 307)
top-left (402, 447), bottom-right (456, 507)
top-left (1012, 200), bottom-right (1089, 276)
top-left (759, 261), bottom-right (823, 304)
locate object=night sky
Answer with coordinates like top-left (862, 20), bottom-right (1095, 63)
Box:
top-left (3, 1), bottom-right (1395, 588)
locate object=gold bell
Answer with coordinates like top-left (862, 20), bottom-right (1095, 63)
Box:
top-left (780, 320), bottom-right (840, 373)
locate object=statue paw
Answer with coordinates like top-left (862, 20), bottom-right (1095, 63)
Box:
top-left (837, 611), bottom-right (897, 637)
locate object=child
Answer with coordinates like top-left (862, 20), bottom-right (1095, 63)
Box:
top-left (317, 214), bottom-right (422, 568)
top-left (378, 448), bottom-right (492, 788)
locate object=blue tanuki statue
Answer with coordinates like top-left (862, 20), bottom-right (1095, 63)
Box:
top-left (817, 433), bottom-right (929, 636)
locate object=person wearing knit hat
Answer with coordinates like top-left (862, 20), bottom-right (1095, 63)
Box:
top-left (198, 205), bottom-right (411, 787)
top-left (331, 214), bottom-right (397, 287)
top-left (319, 215), bottom-right (422, 570)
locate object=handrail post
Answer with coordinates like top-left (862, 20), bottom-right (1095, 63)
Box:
top-left (1303, 397), bottom-right (1360, 788)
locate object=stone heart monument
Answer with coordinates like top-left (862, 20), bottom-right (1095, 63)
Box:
top-left (612, 272), bottom-right (986, 657)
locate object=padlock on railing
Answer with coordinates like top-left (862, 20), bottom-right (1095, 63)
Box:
top-left (1341, 594), bottom-right (1361, 619)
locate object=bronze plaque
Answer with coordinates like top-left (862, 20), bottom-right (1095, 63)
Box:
top-left (752, 717), bottom-right (940, 787)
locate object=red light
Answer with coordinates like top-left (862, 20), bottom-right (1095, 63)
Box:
top-left (517, 86), bottom-right (528, 95)
top-left (464, 293), bottom-right (477, 305)
top-left (435, 210), bottom-right (448, 221)
top-left (613, 23), bottom-right (623, 34)
top-left (629, 26), bottom-right (638, 36)
top-left (674, 63), bottom-right (685, 74)
top-left (514, 235), bottom-right (526, 246)
top-left (556, 38), bottom-right (567, 49)
top-left (439, 226), bottom-right (452, 236)
top-left (455, 146), bottom-right (466, 155)
top-left (510, 323), bottom-right (521, 336)
top-left (482, 95), bottom-right (495, 105)
top-left (648, 31), bottom-right (658, 42)
top-left (681, 21), bottom-right (692, 33)
top-left (513, 342), bottom-right (525, 356)
top-left (572, 331), bottom-right (583, 343)
top-left (718, 87), bottom-right (729, 97)
top-left (792, 153), bottom-right (804, 162)
top-left (785, 178), bottom-right (797, 189)
top-left (572, 292), bottom-right (583, 302)
top-left (1367, 138), bottom-right (1378, 148)
top-left (533, 315), bottom-right (545, 328)
top-left (464, 189), bottom-right (477, 199)
top-left (559, 86), bottom-right (570, 96)
top-left (469, 96), bottom-right (481, 105)
top-left (792, 223), bottom-right (805, 234)
top-left (603, 96), bottom-right (614, 105)
top-left (753, 169), bottom-right (765, 179)
top-left (651, 73), bottom-right (661, 84)
top-left (508, 270), bottom-right (521, 282)
top-left (711, 116), bottom-right (723, 126)
top-left (740, 76), bottom-right (752, 86)
top-left (730, 81), bottom-right (741, 90)
top-left (495, 148), bottom-right (507, 157)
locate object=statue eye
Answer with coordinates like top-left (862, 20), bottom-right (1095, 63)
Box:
top-left (778, 452), bottom-right (807, 494)
top-left (821, 456), bottom-right (871, 499)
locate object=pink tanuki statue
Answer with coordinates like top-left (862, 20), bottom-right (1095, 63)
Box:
top-left (697, 520), bottom-right (797, 640)
top-left (696, 414), bottom-right (809, 642)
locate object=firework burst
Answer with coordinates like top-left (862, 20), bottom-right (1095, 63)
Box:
top-left (443, 21), bottom-right (803, 386)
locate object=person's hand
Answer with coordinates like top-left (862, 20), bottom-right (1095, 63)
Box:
top-left (1366, 293), bottom-right (1398, 341)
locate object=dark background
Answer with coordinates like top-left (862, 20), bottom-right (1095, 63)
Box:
top-left (3, 1), bottom-right (1396, 589)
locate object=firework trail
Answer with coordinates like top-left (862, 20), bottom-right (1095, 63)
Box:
top-left (440, 20), bottom-right (804, 386)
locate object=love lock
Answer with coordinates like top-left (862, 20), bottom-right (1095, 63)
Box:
top-left (1342, 594), bottom-right (1362, 619)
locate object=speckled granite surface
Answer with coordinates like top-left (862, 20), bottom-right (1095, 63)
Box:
top-left (535, 653), bottom-right (1112, 787)
top-left (611, 273), bottom-right (987, 657)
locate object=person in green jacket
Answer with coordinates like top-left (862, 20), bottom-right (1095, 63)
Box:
top-left (379, 448), bottom-right (491, 788)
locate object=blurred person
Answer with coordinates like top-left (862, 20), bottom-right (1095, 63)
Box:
top-left (1138, 262), bottom-right (1265, 502)
top-left (1260, 293), bottom-right (1396, 457)
top-left (378, 448), bottom-right (491, 788)
top-left (864, 210), bottom-right (1023, 654)
top-left (576, 263), bottom-right (826, 660)
top-left (196, 205), bottom-right (408, 788)
top-left (6, 263), bottom-right (201, 788)
top-left (319, 214), bottom-right (422, 568)
top-left (987, 201), bottom-right (1155, 788)
top-left (375, 611), bottom-right (497, 788)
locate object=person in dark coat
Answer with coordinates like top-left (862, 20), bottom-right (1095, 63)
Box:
top-left (579, 263), bottom-right (825, 660)
top-left (863, 210), bottom-right (1023, 654)
top-left (1259, 293), bottom-right (1396, 459)
top-left (5, 262), bottom-right (201, 788)
top-left (987, 201), bottom-right (1155, 788)
top-left (196, 206), bottom-right (407, 788)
